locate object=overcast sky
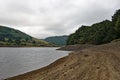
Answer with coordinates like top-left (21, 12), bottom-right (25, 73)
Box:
top-left (0, 0), bottom-right (120, 38)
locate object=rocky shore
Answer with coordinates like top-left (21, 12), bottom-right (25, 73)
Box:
top-left (6, 41), bottom-right (120, 80)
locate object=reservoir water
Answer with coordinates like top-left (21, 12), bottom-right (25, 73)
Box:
top-left (0, 47), bottom-right (69, 79)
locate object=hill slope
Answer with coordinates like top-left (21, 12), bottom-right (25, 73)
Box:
top-left (0, 25), bottom-right (52, 47)
top-left (44, 35), bottom-right (68, 46)
top-left (67, 9), bottom-right (120, 45)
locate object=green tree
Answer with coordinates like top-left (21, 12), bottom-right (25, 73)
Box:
top-left (115, 16), bottom-right (120, 37)
top-left (112, 9), bottom-right (120, 37)
top-left (112, 9), bottom-right (120, 26)
top-left (0, 36), bottom-right (5, 42)
top-left (32, 40), bottom-right (36, 44)
top-left (8, 38), bottom-right (13, 43)
top-left (15, 37), bottom-right (21, 45)
top-left (67, 20), bottom-right (117, 45)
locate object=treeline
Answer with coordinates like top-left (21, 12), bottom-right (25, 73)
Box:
top-left (67, 9), bottom-right (120, 45)
top-left (0, 26), bottom-right (52, 47)
top-left (45, 35), bottom-right (68, 46)
top-left (0, 34), bottom-right (32, 45)
top-left (0, 26), bottom-right (33, 45)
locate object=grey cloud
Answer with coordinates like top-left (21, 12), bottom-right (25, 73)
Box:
top-left (0, 0), bottom-right (120, 38)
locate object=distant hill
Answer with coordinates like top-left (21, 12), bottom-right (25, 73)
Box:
top-left (44, 35), bottom-right (68, 46)
top-left (0, 25), bottom-right (53, 47)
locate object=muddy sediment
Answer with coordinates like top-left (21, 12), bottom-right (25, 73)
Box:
top-left (6, 41), bottom-right (120, 80)
top-left (57, 44), bottom-right (95, 51)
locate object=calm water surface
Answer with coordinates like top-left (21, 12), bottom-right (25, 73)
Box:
top-left (0, 47), bottom-right (69, 79)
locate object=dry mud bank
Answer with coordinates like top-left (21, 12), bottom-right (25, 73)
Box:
top-left (6, 41), bottom-right (120, 80)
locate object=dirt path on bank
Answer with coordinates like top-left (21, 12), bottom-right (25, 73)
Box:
top-left (6, 41), bottom-right (120, 80)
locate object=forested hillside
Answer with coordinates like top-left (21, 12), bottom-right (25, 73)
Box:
top-left (67, 9), bottom-right (120, 45)
top-left (0, 26), bottom-right (52, 47)
top-left (45, 35), bottom-right (68, 46)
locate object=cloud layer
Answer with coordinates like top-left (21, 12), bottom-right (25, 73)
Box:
top-left (0, 0), bottom-right (120, 38)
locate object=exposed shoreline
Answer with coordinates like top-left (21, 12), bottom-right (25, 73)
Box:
top-left (0, 46), bottom-right (58, 48)
top-left (5, 52), bottom-right (71, 80)
top-left (6, 41), bottom-right (120, 80)
top-left (57, 44), bottom-right (95, 51)
top-left (0, 45), bottom-right (56, 47)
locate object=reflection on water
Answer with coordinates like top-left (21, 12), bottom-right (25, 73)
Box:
top-left (0, 47), bottom-right (69, 79)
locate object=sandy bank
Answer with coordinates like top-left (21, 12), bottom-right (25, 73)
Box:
top-left (6, 41), bottom-right (120, 80)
